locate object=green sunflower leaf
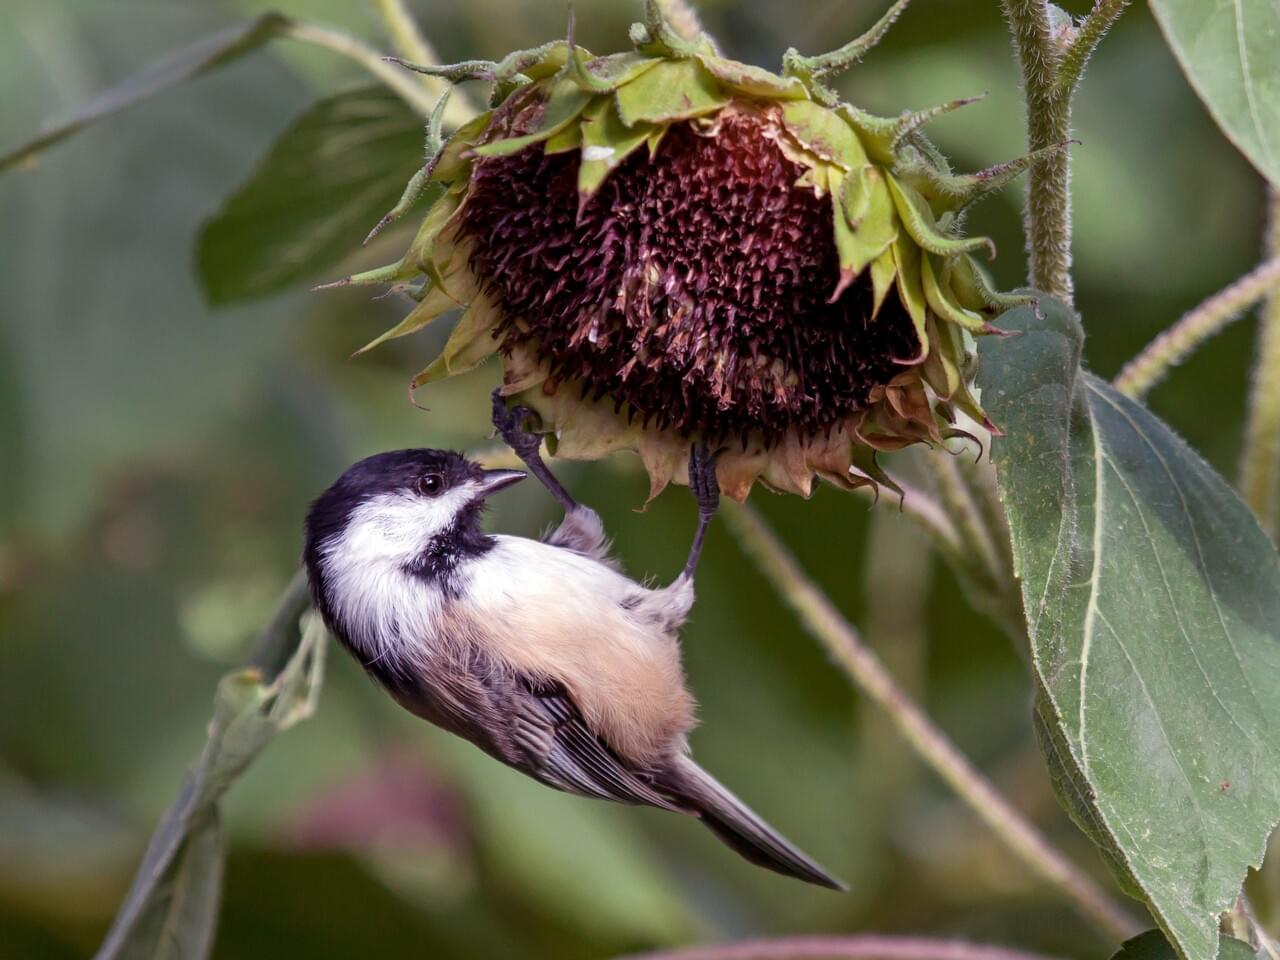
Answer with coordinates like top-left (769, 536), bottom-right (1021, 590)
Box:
top-left (0, 14), bottom-right (290, 174)
top-left (197, 86), bottom-right (432, 306)
top-left (1149, 0), bottom-right (1280, 186)
top-left (980, 297), bottom-right (1280, 960)
top-left (1110, 929), bottom-right (1261, 960)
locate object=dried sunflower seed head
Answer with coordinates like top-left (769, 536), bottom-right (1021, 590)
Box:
top-left (335, 4), bottom-right (1042, 501)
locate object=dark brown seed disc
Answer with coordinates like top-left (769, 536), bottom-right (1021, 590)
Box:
top-left (458, 109), bottom-right (920, 442)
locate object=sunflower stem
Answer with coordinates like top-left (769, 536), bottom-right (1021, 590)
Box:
top-left (367, 0), bottom-right (439, 77)
top-left (1240, 188), bottom-right (1280, 538)
top-left (1000, 0), bottom-right (1128, 302)
top-left (1113, 254), bottom-right (1280, 399)
top-left (722, 501), bottom-right (1140, 942)
top-left (1000, 0), bottom-right (1073, 302)
top-left (280, 21), bottom-right (442, 117)
top-left (868, 479), bottom-right (966, 559)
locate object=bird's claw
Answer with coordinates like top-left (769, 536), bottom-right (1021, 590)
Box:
top-left (492, 388), bottom-right (544, 461)
top-left (688, 443), bottom-right (724, 519)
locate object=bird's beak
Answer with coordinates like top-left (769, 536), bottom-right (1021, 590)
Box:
top-left (476, 468), bottom-right (526, 496)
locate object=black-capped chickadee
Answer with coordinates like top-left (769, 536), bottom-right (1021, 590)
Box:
top-left (301, 391), bottom-right (842, 888)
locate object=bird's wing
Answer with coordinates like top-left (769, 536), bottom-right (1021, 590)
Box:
top-left (509, 677), bottom-right (686, 813)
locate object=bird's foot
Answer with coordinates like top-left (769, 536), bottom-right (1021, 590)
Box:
top-left (492, 388), bottom-right (544, 464)
top-left (688, 443), bottom-right (723, 520)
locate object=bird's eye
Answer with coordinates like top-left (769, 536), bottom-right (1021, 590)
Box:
top-left (417, 474), bottom-right (444, 497)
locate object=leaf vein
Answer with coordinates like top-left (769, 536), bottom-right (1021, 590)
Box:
top-left (1077, 391), bottom-right (1107, 769)
top-left (1096, 607), bottom-right (1210, 877)
top-left (1231, 0), bottom-right (1277, 170)
top-left (1088, 382), bottom-right (1265, 734)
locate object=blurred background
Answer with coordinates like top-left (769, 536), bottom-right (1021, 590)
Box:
top-left (0, 1), bottom-right (1270, 958)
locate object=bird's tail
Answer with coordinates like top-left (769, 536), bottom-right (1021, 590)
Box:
top-left (667, 755), bottom-right (846, 890)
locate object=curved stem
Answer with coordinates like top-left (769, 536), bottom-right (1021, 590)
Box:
top-left (618, 935), bottom-right (1067, 960)
top-left (1113, 255), bottom-right (1280, 399)
top-left (722, 501), bottom-right (1140, 942)
top-left (368, 0), bottom-right (439, 71)
top-left (365, 0), bottom-right (482, 121)
top-left (859, 476), bottom-right (966, 559)
top-left (1240, 188), bottom-right (1280, 537)
top-left (280, 21), bottom-right (444, 119)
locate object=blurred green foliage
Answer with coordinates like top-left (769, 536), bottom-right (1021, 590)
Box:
top-left (0, 1), bottom-right (1270, 958)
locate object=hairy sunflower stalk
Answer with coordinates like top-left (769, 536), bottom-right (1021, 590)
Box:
top-left (336, 3), bottom-right (1042, 501)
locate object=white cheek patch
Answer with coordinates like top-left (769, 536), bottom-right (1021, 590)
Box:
top-left (316, 487), bottom-right (473, 668)
top-left (339, 490), bottom-right (470, 562)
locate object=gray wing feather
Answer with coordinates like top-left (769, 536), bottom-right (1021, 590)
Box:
top-left (511, 681), bottom-right (685, 813)
top-left (389, 643), bottom-right (679, 811)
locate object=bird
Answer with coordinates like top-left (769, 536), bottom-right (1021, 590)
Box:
top-left (300, 389), bottom-right (843, 889)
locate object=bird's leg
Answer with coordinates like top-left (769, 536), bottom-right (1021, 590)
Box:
top-left (491, 388), bottom-right (580, 514)
top-left (682, 443), bottom-right (722, 581)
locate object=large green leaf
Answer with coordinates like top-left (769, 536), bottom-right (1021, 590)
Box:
top-left (1149, 0), bottom-right (1280, 185)
top-left (979, 297), bottom-right (1280, 960)
top-left (0, 14), bottom-right (290, 174)
top-left (95, 581), bottom-right (323, 960)
top-left (197, 85), bottom-right (432, 305)
top-left (1112, 930), bottom-right (1260, 960)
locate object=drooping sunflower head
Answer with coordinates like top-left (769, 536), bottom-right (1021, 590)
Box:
top-left (339, 3), bottom-right (1042, 501)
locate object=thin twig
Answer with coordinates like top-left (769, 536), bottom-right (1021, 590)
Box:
top-left (860, 514), bottom-right (930, 810)
top-left (722, 501), bottom-right (1140, 942)
top-left (1053, 0), bottom-right (1132, 97)
top-left (618, 935), bottom-right (1066, 960)
top-left (1113, 255), bottom-right (1280, 399)
top-left (1240, 189), bottom-right (1280, 537)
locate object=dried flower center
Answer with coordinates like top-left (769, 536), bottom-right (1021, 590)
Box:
top-left (459, 108), bottom-right (919, 442)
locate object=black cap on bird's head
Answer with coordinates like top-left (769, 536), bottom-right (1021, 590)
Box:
top-left (303, 449), bottom-right (525, 597)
